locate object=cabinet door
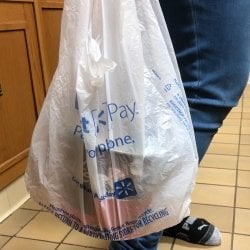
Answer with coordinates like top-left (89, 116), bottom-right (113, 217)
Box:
top-left (37, 0), bottom-right (64, 90)
top-left (0, 2), bottom-right (44, 190)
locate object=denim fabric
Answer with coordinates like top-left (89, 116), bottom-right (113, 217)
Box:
top-left (109, 0), bottom-right (250, 249)
top-left (109, 231), bottom-right (162, 250)
top-left (161, 0), bottom-right (250, 160)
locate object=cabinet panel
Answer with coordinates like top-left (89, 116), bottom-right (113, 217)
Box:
top-left (0, 1), bottom-right (45, 190)
top-left (36, 0), bottom-right (64, 90)
top-left (0, 0), bottom-right (63, 189)
top-left (42, 8), bottom-right (63, 85)
top-left (0, 30), bottom-right (37, 165)
top-left (0, 2), bottom-right (25, 23)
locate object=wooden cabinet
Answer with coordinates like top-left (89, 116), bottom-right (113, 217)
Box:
top-left (0, 0), bottom-right (63, 190)
top-left (36, 0), bottom-right (64, 89)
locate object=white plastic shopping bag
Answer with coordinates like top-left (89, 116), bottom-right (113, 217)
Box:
top-left (25, 0), bottom-right (198, 240)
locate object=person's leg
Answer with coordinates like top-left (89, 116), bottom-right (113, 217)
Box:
top-left (109, 231), bottom-right (162, 250)
top-left (160, 0), bottom-right (250, 245)
top-left (160, 0), bottom-right (250, 160)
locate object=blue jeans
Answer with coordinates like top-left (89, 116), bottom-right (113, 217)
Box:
top-left (110, 0), bottom-right (250, 249)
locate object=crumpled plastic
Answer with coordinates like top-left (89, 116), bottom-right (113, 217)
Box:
top-left (25, 0), bottom-right (198, 241)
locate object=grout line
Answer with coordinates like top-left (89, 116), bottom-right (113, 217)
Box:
top-left (20, 207), bottom-right (43, 212)
top-left (233, 207), bottom-right (250, 212)
top-left (198, 166), bottom-right (237, 171)
top-left (209, 142), bottom-right (241, 145)
top-left (13, 210), bottom-right (41, 236)
top-left (204, 153), bottom-right (249, 156)
top-left (199, 166), bottom-right (237, 171)
top-left (10, 235), bottom-right (60, 245)
top-left (0, 235), bottom-right (13, 249)
top-left (230, 93), bottom-right (245, 250)
top-left (55, 228), bottom-right (73, 250)
top-left (0, 209), bottom-right (40, 248)
top-left (233, 232), bottom-right (250, 237)
top-left (0, 233), bottom-right (60, 249)
top-left (203, 152), bottom-right (238, 157)
top-left (200, 166), bottom-right (238, 171)
top-left (237, 169), bottom-right (250, 172)
top-left (56, 242), bottom-right (107, 250)
top-left (195, 182), bottom-right (238, 188)
top-left (231, 186), bottom-right (250, 190)
top-left (191, 202), bottom-right (235, 209)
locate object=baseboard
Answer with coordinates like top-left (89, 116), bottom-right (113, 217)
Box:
top-left (0, 175), bottom-right (30, 222)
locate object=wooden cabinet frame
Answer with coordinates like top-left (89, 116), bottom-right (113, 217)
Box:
top-left (34, 0), bottom-right (64, 90)
top-left (0, 0), bottom-right (64, 190)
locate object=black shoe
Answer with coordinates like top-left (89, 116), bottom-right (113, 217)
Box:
top-left (163, 216), bottom-right (221, 245)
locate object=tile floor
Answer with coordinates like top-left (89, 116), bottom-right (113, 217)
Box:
top-left (0, 85), bottom-right (250, 250)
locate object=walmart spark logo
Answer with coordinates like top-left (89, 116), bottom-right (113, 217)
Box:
top-left (114, 178), bottom-right (137, 199)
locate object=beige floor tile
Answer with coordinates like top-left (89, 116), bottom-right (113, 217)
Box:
top-left (207, 143), bottom-right (238, 156)
top-left (237, 170), bottom-right (250, 188)
top-left (1, 237), bottom-right (58, 250)
top-left (190, 204), bottom-right (234, 233)
top-left (243, 96), bottom-right (250, 100)
top-left (0, 236), bottom-right (10, 249)
top-left (238, 156), bottom-right (250, 170)
top-left (242, 115), bottom-right (250, 122)
top-left (0, 209), bottom-right (38, 236)
top-left (241, 119), bottom-right (250, 130)
top-left (234, 208), bottom-right (250, 235)
top-left (192, 184), bottom-right (235, 207)
top-left (242, 112), bottom-right (250, 119)
top-left (243, 99), bottom-right (250, 104)
top-left (243, 107), bottom-right (250, 112)
top-left (242, 109), bottom-right (250, 114)
top-left (243, 97), bottom-right (250, 102)
top-left (239, 144), bottom-right (250, 156)
top-left (233, 234), bottom-right (250, 250)
top-left (17, 211), bottom-right (71, 242)
top-left (63, 230), bottom-right (109, 249)
top-left (244, 83), bottom-right (250, 89)
top-left (158, 236), bottom-right (173, 250)
top-left (240, 134), bottom-right (250, 144)
top-left (213, 134), bottom-right (239, 144)
top-left (200, 154), bottom-right (237, 170)
top-left (196, 168), bottom-right (236, 186)
top-left (223, 119), bottom-right (241, 126)
top-left (236, 188), bottom-right (250, 209)
top-left (218, 125), bottom-right (240, 135)
top-left (58, 244), bottom-right (99, 250)
top-left (243, 100), bottom-right (250, 106)
top-left (21, 199), bottom-right (42, 211)
top-left (227, 112), bottom-right (241, 119)
top-left (172, 233), bottom-right (231, 250)
top-left (243, 85), bottom-right (250, 95)
top-left (231, 106), bottom-right (242, 113)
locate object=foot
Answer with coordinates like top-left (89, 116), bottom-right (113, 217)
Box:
top-left (162, 216), bottom-right (221, 246)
